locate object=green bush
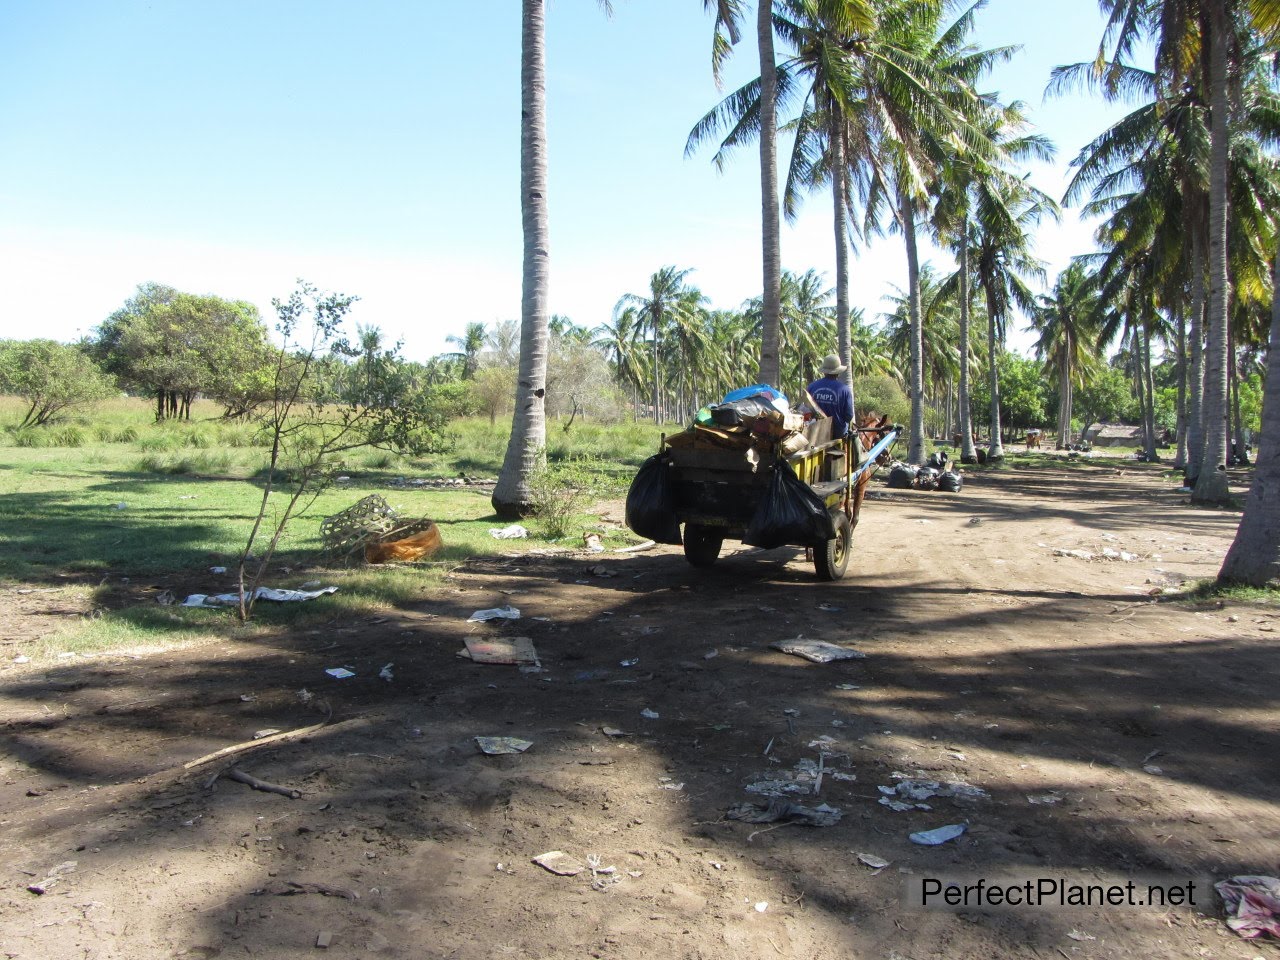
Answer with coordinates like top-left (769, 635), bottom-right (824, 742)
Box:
top-left (136, 451), bottom-right (234, 475)
top-left (529, 454), bottom-right (610, 539)
top-left (138, 432), bottom-right (180, 452)
top-left (12, 428), bottom-right (46, 448)
top-left (51, 425), bottom-right (85, 447)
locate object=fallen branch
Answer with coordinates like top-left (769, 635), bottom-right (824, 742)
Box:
top-left (255, 880), bottom-right (359, 900)
top-left (182, 710), bottom-right (332, 770)
top-left (227, 768), bottom-right (303, 799)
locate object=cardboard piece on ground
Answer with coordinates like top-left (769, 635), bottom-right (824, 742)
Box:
top-left (532, 851), bottom-right (585, 876)
top-left (460, 636), bottom-right (539, 665)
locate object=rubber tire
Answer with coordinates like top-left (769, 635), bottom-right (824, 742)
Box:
top-left (683, 523), bottom-right (723, 568)
top-left (814, 510), bottom-right (852, 581)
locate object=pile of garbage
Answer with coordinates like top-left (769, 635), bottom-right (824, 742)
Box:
top-left (320, 494), bottom-right (443, 564)
top-left (662, 384), bottom-right (814, 459)
top-left (886, 451), bottom-right (963, 493)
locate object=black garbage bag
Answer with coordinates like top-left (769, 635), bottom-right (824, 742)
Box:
top-left (710, 396), bottom-right (772, 428)
top-left (887, 463), bottom-right (917, 489)
top-left (744, 461), bottom-right (836, 550)
top-left (937, 470), bottom-right (963, 493)
top-left (926, 450), bottom-right (950, 472)
top-left (625, 454), bottom-right (682, 545)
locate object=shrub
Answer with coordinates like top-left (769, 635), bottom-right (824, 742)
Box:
top-left (529, 454), bottom-right (610, 539)
top-left (51, 425), bottom-right (85, 447)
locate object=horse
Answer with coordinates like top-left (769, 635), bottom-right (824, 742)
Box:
top-left (1026, 430), bottom-right (1042, 449)
top-left (849, 412), bottom-right (895, 526)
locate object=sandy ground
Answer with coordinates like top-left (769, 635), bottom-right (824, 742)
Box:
top-left (1, 457), bottom-right (1278, 960)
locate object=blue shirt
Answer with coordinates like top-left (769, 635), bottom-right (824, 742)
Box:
top-left (806, 376), bottom-right (854, 438)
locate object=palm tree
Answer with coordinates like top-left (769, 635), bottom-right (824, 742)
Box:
top-left (968, 173), bottom-right (1058, 459)
top-left (592, 307), bottom-right (648, 417)
top-left (935, 104), bottom-right (1053, 462)
top-left (1219, 248), bottom-right (1280, 584)
top-left (494, 0), bottom-right (610, 518)
top-left (445, 321), bottom-right (487, 379)
top-left (493, 0), bottom-right (553, 517)
top-left (614, 266), bottom-right (703, 423)
top-left (695, 0), bottom-right (786, 386)
top-left (1030, 262), bottom-right (1102, 449)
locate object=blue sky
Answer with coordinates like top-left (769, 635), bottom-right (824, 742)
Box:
top-left (0, 1), bottom-right (1138, 361)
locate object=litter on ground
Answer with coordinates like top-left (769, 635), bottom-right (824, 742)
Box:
top-left (184, 586), bottom-right (339, 607)
top-left (467, 606), bottom-right (521, 622)
top-left (475, 736), bottom-right (533, 755)
top-left (1214, 875), bottom-right (1280, 939)
top-left (489, 524), bottom-right (529, 539)
top-left (726, 798), bottom-right (843, 827)
top-left (460, 636), bottom-right (539, 665)
top-left (770, 638), bottom-right (866, 663)
top-left (324, 667), bottom-right (355, 679)
top-left (909, 823), bottom-right (967, 846)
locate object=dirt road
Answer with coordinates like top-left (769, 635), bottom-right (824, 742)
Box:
top-left (2, 461), bottom-right (1277, 959)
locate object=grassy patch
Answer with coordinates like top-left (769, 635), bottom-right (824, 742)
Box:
top-left (1, 398), bottom-right (655, 659)
top-left (1177, 579), bottom-right (1280, 607)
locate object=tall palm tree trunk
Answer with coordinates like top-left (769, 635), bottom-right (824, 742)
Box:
top-left (1187, 232), bottom-right (1206, 480)
top-left (1194, 4), bottom-right (1232, 503)
top-left (901, 190), bottom-right (926, 465)
top-left (1141, 321), bottom-right (1158, 461)
top-left (986, 286), bottom-right (1004, 460)
top-left (1229, 334), bottom-right (1245, 460)
top-left (957, 235), bottom-right (978, 464)
top-left (756, 0), bottom-right (781, 387)
top-left (493, 0), bottom-right (551, 518)
top-left (652, 310), bottom-right (663, 423)
top-left (1218, 250), bottom-right (1280, 584)
top-left (1057, 348), bottom-right (1071, 449)
top-left (832, 122), bottom-right (851, 389)
top-left (1175, 309), bottom-right (1188, 469)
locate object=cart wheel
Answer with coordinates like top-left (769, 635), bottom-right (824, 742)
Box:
top-left (683, 523), bottom-right (723, 568)
top-left (814, 511), bottom-right (851, 581)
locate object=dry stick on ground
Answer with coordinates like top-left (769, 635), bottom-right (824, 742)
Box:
top-left (181, 709), bottom-right (333, 770)
top-left (226, 768), bottom-right (303, 799)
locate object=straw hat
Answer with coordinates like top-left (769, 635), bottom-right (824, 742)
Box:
top-left (819, 354), bottom-right (846, 375)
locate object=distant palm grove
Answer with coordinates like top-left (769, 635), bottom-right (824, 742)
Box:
top-left (1, 0), bottom-right (1277, 585)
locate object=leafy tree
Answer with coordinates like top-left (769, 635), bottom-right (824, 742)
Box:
top-left (969, 352), bottom-right (1047, 437)
top-left (237, 282), bottom-right (452, 619)
top-left (470, 365), bottom-right (516, 425)
top-left (92, 282), bottom-right (270, 420)
top-left (1073, 365), bottom-right (1138, 438)
top-left (0, 339), bottom-right (116, 427)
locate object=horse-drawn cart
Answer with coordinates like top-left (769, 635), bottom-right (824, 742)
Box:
top-left (628, 415), bottom-right (899, 581)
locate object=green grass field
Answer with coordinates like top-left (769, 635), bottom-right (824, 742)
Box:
top-left (1, 397), bottom-right (668, 656)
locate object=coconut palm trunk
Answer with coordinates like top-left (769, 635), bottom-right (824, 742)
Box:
top-left (1140, 321), bottom-right (1159, 461)
top-left (957, 236), bottom-right (978, 464)
top-left (1218, 250), bottom-right (1280, 584)
top-left (1057, 344), bottom-right (1071, 449)
top-left (832, 120), bottom-right (852, 389)
top-left (757, 0), bottom-right (781, 387)
top-left (901, 189), bottom-right (926, 464)
top-left (493, 0), bottom-right (551, 518)
top-left (1194, 5), bottom-right (1232, 503)
top-left (1186, 232), bottom-right (1206, 481)
top-left (985, 286), bottom-right (1004, 460)
top-left (1175, 309), bottom-right (1187, 468)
